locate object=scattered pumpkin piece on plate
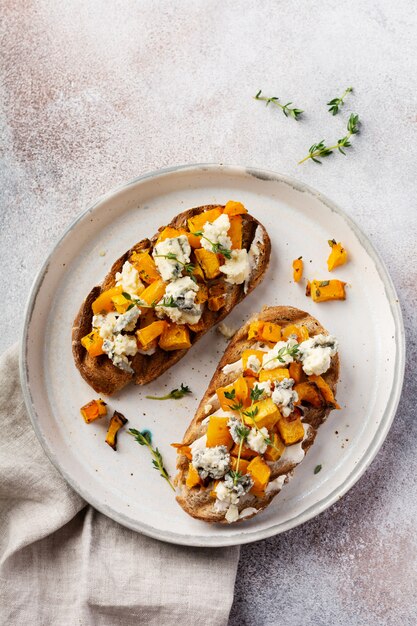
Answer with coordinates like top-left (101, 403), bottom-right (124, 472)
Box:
top-left (306, 279), bottom-right (346, 302)
top-left (327, 239), bottom-right (348, 271)
top-left (292, 256), bottom-right (303, 282)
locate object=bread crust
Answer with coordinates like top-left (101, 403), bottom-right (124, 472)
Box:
top-left (72, 205), bottom-right (271, 394)
top-left (175, 306), bottom-right (340, 523)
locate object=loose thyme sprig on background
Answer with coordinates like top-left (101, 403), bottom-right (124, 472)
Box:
top-left (254, 90), bottom-right (303, 120)
top-left (327, 86), bottom-right (353, 115)
top-left (298, 113), bottom-right (360, 165)
top-left (146, 384), bottom-right (192, 401)
top-left (129, 428), bottom-right (175, 490)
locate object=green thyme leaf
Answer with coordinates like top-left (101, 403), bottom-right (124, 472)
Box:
top-left (129, 428), bottom-right (174, 490)
top-left (146, 383), bottom-right (192, 401)
top-left (314, 464), bottom-right (322, 474)
top-left (255, 90), bottom-right (303, 120)
top-left (327, 86), bottom-right (353, 115)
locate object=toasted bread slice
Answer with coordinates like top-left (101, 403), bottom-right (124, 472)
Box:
top-left (72, 204), bottom-right (271, 394)
top-left (175, 306), bottom-right (340, 523)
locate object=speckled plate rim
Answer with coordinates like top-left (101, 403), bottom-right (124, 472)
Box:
top-left (20, 163), bottom-right (405, 547)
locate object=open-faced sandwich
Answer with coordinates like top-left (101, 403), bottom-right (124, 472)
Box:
top-left (174, 306), bottom-right (340, 523)
top-left (72, 202), bottom-right (271, 394)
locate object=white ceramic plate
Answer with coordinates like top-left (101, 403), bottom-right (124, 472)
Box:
top-left (21, 164), bottom-right (405, 547)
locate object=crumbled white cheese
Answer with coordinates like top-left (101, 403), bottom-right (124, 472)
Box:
top-left (271, 378), bottom-right (298, 417)
top-left (204, 403), bottom-right (213, 415)
top-left (279, 424), bottom-right (310, 465)
top-left (262, 337), bottom-right (298, 370)
top-left (222, 359), bottom-right (243, 376)
top-left (192, 445), bottom-right (230, 480)
top-left (228, 416), bottom-right (247, 445)
top-left (156, 276), bottom-right (202, 325)
top-left (298, 334), bottom-right (338, 376)
top-left (244, 226), bottom-right (263, 293)
top-left (220, 249), bottom-right (250, 285)
top-left (217, 322), bottom-right (236, 339)
top-left (253, 381), bottom-right (272, 398)
top-left (152, 236), bottom-right (191, 281)
top-left (96, 312), bottom-right (118, 340)
top-left (265, 475), bottom-right (286, 494)
top-left (247, 427), bottom-right (268, 454)
top-left (246, 354), bottom-right (261, 374)
top-left (239, 507), bottom-right (258, 519)
top-left (115, 261), bottom-right (144, 296)
top-left (225, 504), bottom-right (239, 523)
top-left (215, 472), bottom-right (254, 523)
top-left (102, 334), bottom-right (137, 373)
top-left (190, 435), bottom-right (207, 455)
top-left (201, 214), bottom-right (232, 252)
top-left (113, 306), bottom-right (141, 333)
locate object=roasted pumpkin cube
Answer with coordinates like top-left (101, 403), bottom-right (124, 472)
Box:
top-left (206, 416), bottom-right (233, 449)
top-left (191, 259), bottom-right (205, 281)
top-left (130, 251), bottom-right (160, 284)
top-left (247, 456), bottom-right (271, 495)
top-left (105, 411), bottom-right (128, 451)
top-left (309, 279), bottom-right (346, 302)
top-left (136, 320), bottom-right (167, 347)
top-left (81, 330), bottom-right (105, 357)
top-left (111, 293), bottom-right (132, 314)
top-left (308, 375), bottom-right (341, 409)
top-left (171, 443), bottom-right (192, 460)
top-left (140, 279), bottom-right (167, 306)
top-left (242, 349), bottom-right (265, 376)
top-left (292, 257), bottom-right (303, 282)
top-left (264, 432), bottom-right (286, 462)
top-left (159, 324), bottom-right (191, 351)
top-left (186, 464), bottom-right (202, 488)
top-left (187, 207), bottom-right (222, 234)
top-left (217, 376), bottom-right (249, 412)
top-left (194, 248), bottom-right (221, 279)
top-left (80, 398), bottom-right (107, 423)
top-left (281, 324), bottom-right (309, 342)
top-left (228, 215), bottom-right (242, 249)
top-left (294, 382), bottom-right (324, 408)
top-left (195, 284), bottom-right (208, 304)
top-left (327, 240), bottom-right (348, 271)
top-left (277, 416), bottom-right (304, 445)
top-left (92, 286), bottom-right (123, 314)
top-left (244, 397), bottom-right (281, 429)
top-left (208, 295), bottom-right (225, 311)
top-left (223, 200), bottom-right (248, 216)
top-left (248, 320), bottom-right (264, 340)
top-left (259, 368), bottom-right (290, 383)
top-left (230, 456), bottom-right (250, 474)
top-left (230, 442), bottom-right (258, 460)
top-left (186, 231), bottom-right (203, 249)
top-left (156, 226), bottom-right (187, 245)
top-left (289, 361), bottom-right (305, 384)
top-left (188, 318), bottom-right (207, 333)
top-left (260, 322), bottom-right (281, 343)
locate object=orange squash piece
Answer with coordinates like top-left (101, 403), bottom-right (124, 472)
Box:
top-left (282, 324), bottom-right (309, 342)
top-left (309, 279), bottom-right (346, 302)
top-left (186, 464), bottom-right (202, 488)
top-left (230, 442), bottom-right (258, 460)
top-left (217, 376), bottom-right (249, 412)
top-left (206, 416), bottom-right (234, 449)
top-left (130, 251), bottom-right (160, 284)
top-left (230, 456), bottom-right (250, 474)
top-left (194, 248), bottom-right (221, 279)
top-left (228, 215), bottom-right (243, 249)
top-left (156, 226), bottom-right (187, 245)
top-left (292, 257), bottom-right (303, 282)
top-left (258, 367), bottom-right (290, 383)
top-left (223, 200), bottom-right (248, 216)
top-left (289, 361), bottom-right (304, 384)
top-left (92, 286), bottom-right (123, 314)
top-left (247, 456), bottom-right (271, 496)
top-left (248, 320), bottom-right (264, 340)
top-left (159, 324), bottom-right (191, 351)
top-left (294, 382), bottom-right (324, 408)
top-left (81, 330), bottom-right (105, 357)
top-left (309, 375), bottom-right (341, 409)
top-left (327, 239), bottom-right (348, 271)
top-left (277, 416), bottom-right (305, 445)
top-left (187, 207), bottom-right (222, 235)
top-left (136, 320), bottom-right (167, 347)
top-left (105, 411), bottom-right (128, 451)
top-left (111, 293), bottom-right (133, 314)
top-left (171, 443), bottom-right (192, 460)
top-left (244, 397), bottom-right (281, 430)
top-left (195, 284), bottom-right (208, 304)
top-left (260, 322), bottom-right (281, 343)
top-left (241, 349), bottom-right (265, 377)
top-left (140, 279), bottom-right (167, 306)
top-left (80, 398), bottom-right (107, 423)
top-left (264, 432), bottom-right (286, 462)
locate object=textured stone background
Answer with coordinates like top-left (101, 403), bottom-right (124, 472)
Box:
top-left (1, 1), bottom-right (416, 624)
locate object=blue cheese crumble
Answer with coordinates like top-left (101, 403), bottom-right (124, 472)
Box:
top-left (192, 445), bottom-right (230, 480)
top-left (152, 235), bottom-right (191, 281)
top-left (271, 378), bottom-right (298, 417)
top-left (220, 249), bottom-right (250, 285)
top-left (247, 427), bottom-right (269, 454)
top-left (262, 337), bottom-right (298, 369)
top-left (156, 276), bottom-right (202, 325)
top-left (201, 214), bottom-right (232, 252)
top-left (298, 334), bottom-right (338, 376)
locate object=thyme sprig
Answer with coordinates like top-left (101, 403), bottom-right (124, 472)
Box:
top-left (122, 292), bottom-right (157, 309)
top-left (327, 86), bottom-right (353, 115)
top-left (154, 253), bottom-right (195, 276)
top-left (146, 384), bottom-right (192, 401)
top-left (262, 343), bottom-right (300, 369)
top-left (298, 113), bottom-right (360, 165)
top-left (191, 231), bottom-right (232, 259)
top-left (158, 295), bottom-right (179, 308)
top-left (254, 89), bottom-right (303, 120)
top-left (129, 428), bottom-right (175, 490)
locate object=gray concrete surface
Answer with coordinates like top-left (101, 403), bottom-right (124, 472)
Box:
top-left (1, 1), bottom-right (416, 624)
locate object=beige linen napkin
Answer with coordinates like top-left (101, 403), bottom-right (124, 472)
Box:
top-left (0, 345), bottom-right (239, 625)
